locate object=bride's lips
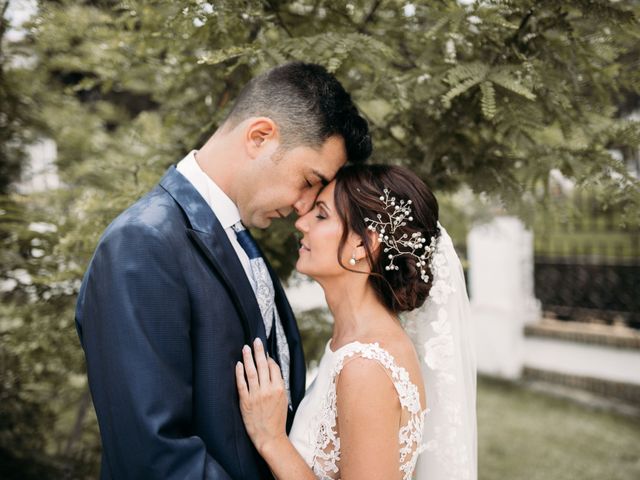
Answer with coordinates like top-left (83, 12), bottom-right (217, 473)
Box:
top-left (299, 240), bottom-right (311, 252)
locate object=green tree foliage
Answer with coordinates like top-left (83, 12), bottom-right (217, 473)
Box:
top-left (0, 0), bottom-right (37, 192)
top-left (1, 0), bottom-right (639, 476)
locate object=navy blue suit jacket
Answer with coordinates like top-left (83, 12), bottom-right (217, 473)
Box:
top-left (75, 166), bottom-right (306, 479)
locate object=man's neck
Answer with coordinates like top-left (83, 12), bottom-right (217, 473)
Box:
top-left (194, 135), bottom-right (238, 204)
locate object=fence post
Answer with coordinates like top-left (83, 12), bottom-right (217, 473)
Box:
top-left (468, 216), bottom-right (541, 379)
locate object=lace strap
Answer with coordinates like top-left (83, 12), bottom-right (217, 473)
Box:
top-left (331, 342), bottom-right (423, 415)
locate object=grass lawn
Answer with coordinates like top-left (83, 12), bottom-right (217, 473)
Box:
top-left (478, 376), bottom-right (640, 480)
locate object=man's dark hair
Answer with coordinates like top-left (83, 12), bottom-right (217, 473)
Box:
top-left (223, 62), bottom-right (372, 164)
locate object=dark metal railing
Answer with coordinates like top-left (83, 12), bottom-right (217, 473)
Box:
top-left (533, 192), bottom-right (640, 329)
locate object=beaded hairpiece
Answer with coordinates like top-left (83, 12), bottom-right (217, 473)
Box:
top-left (364, 188), bottom-right (438, 283)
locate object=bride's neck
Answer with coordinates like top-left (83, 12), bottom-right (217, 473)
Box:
top-left (321, 275), bottom-right (394, 343)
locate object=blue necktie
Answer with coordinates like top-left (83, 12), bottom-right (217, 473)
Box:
top-left (234, 228), bottom-right (261, 260)
top-left (233, 222), bottom-right (291, 405)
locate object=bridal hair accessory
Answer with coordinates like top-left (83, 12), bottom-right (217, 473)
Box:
top-left (364, 188), bottom-right (438, 283)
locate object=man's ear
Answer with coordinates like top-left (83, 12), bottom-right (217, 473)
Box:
top-left (245, 117), bottom-right (279, 159)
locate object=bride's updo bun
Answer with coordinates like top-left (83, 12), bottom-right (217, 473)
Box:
top-left (333, 165), bottom-right (440, 314)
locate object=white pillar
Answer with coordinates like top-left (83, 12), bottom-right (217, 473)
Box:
top-left (468, 216), bottom-right (540, 379)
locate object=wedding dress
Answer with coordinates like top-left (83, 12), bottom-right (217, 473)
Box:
top-left (289, 224), bottom-right (477, 480)
top-left (289, 340), bottom-right (427, 480)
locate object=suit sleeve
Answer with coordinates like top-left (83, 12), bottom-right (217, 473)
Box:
top-left (76, 222), bottom-right (232, 480)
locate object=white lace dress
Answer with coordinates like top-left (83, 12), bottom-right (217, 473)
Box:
top-left (289, 340), bottom-right (427, 480)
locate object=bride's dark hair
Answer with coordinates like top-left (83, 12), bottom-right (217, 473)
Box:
top-left (333, 165), bottom-right (440, 314)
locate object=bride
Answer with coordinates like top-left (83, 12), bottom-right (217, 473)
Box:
top-left (235, 164), bottom-right (477, 480)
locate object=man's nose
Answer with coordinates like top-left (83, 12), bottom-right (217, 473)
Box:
top-left (294, 185), bottom-right (321, 216)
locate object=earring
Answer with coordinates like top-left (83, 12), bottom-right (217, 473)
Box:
top-left (349, 252), bottom-right (357, 266)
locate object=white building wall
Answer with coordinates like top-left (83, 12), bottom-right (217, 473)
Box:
top-left (524, 337), bottom-right (640, 385)
top-left (468, 216), bottom-right (640, 388)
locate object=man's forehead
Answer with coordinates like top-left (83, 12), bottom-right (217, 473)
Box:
top-left (320, 135), bottom-right (347, 166)
top-left (301, 135), bottom-right (346, 182)
top-left (311, 169), bottom-right (330, 186)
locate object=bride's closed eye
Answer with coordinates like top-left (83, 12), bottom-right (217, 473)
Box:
top-left (313, 203), bottom-right (328, 220)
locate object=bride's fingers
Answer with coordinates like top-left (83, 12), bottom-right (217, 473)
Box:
top-left (253, 338), bottom-right (270, 385)
top-left (242, 345), bottom-right (259, 392)
top-left (235, 361), bottom-right (249, 401)
top-left (267, 357), bottom-right (284, 388)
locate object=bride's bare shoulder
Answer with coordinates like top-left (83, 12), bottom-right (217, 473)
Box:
top-left (356, 330), bottom-right (422, 377)
top-left (336, 333), bottom-right (422, 387)
top-left (335, 352), bottom-right (402, 412)
top-left (355, 332), bottom-right (426, 408)
top-left (333, 333), bottom-right (425, 413)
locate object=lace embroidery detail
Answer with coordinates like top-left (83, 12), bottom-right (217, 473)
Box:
top-left (310, 342), bottom-right (427, 480)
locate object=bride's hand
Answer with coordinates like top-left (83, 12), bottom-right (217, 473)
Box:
top-left (235, 338), bottom-right (288, 454)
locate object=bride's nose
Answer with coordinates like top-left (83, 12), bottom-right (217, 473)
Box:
top-left (295, 214), bottom-right (309, 233)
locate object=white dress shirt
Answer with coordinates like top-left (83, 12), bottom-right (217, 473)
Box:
top-left (176, 150), bottom-right (255, 289)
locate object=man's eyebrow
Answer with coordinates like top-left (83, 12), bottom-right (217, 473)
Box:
top-left (312, 170), bottom-right (330, 186)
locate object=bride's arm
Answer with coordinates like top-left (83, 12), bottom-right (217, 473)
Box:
top-left (258, 434), bottom-right (316, 480)
top-left (336, 357), bottom-right (403, 479)
top-left (236, 338), bottom-right (404, 480)
top-left (235, 338), bottom-right (316, 480)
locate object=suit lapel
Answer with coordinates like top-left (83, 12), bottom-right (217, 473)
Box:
top-left (187, 230), bottom-right (266, 343)
top-left (159, 167), bottom-right (266, 345)
top-left (159, 165), bottom-right (305, 410)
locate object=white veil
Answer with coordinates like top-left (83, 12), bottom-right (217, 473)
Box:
top-left (402, 223), bottom-right (477, 480)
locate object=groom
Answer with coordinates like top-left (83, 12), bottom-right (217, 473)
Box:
top-left (75, 62), bottom-right (371, 479)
